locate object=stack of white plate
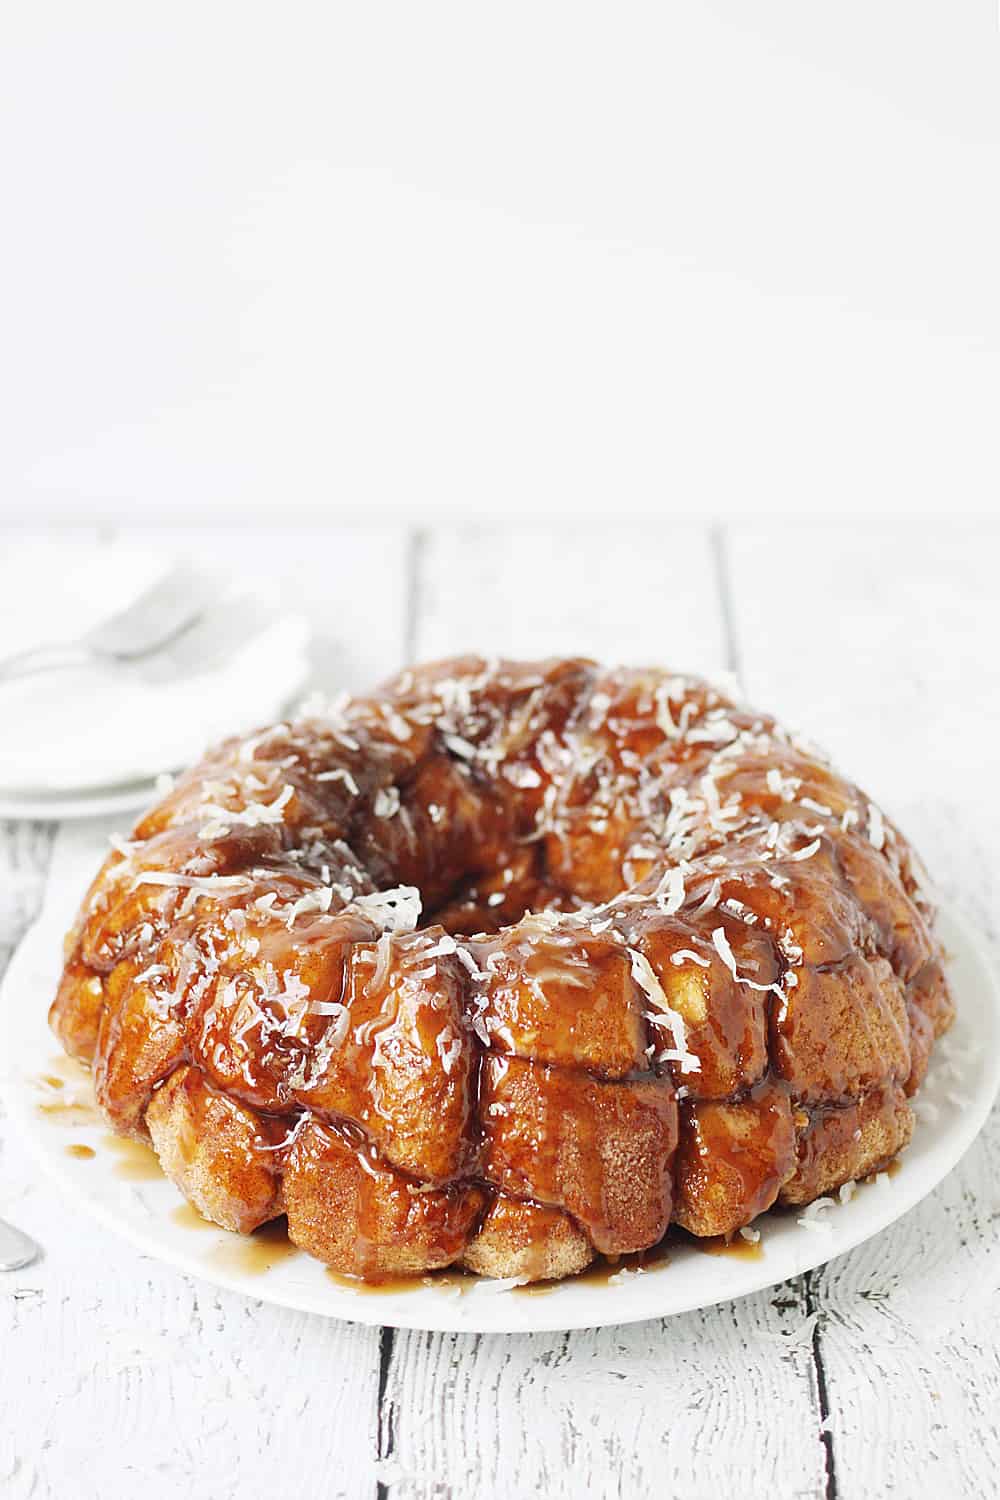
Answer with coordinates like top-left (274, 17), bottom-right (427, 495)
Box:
top-left (0, 539), bottom-right (311, 821)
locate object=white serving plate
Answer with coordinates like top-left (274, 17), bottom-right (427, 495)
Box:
top-left (0, 780), bottom-right (160, 822)
top-left (3, 893), bottom-right (997, 1334)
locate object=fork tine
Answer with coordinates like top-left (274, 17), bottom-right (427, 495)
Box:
top-left (84, 562), bottom-right (221, 659)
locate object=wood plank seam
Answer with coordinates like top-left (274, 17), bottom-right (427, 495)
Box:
top-left (709, 523), bottom-right (745, 687)
top-left (0, 822), bottom-right (56, 976)
top-left (805, 1270), bottom-right (838, 1500)
top-left (376, 1324), bottom-right (397, 1500)
top-left (404, 528), bottom-right (427, 667)
top-left (715, 524), bottom-right (836, 1500)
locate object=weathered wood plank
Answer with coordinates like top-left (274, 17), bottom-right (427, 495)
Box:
top-left (727, 518), bottom-right (1000, 1500)
top-left (0, 523), bottom-right (415, 1500)
top-left (0, 821), bottom-right (55, 976)
top-left (414, 521), bottom-right (729, 673)
top-left (378, 521), bottom-right (828, 1500)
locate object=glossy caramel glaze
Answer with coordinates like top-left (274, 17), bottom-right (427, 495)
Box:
top-left (49, 657), bottom-right (954, 1282)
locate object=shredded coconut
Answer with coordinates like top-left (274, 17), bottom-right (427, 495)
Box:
top-left (629, 949), bottom-right (700, 1074)
top-left (655, 866), bottom-right (686, 915)
top-left (351, 886), bottom-right (422, 935)
top-left (284, 886), bottom-right (335, 928)
top-left (316, 768), bottom-right (361, 795)
top-left (132, 872), bottom-right (251, 894)
top-left (374, 786), bottom-right (401, 818)
top-left (867, 802), bottom-right (886, 851)
top-left (198, 783), bottom-right (295, 832)
top-left (670, 948), bottom-right (711, 968)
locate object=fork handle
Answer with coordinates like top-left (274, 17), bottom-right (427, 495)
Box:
top-left (0, 641), bottom-right (95, 684)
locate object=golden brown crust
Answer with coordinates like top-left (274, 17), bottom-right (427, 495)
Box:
top-left (904, 957), bottom-right (955, 1095)
top-left (295, 933), bottom-right (477, 1182)
top-left (145, 1065), bottom-right (282, 1233)
top-left (674, 1082), bottom-right (796, 1237)
top-left (282, 1121), bottom-right (486, 1278)
top-left (480, 1055), bottom-right (678, 1255)
top-left (633, 915), bottom-right (772, 1098)
top-left (772, 954), bottom-right (911, 1103)
top-left (50, 960), bottom-right (105, 1062)
top-left (49, 656), bottom-right (954, 1282)
top-left (461, 1196), bottom-right (594, 1281)
top-left (779, 1085), bottom-right (914, 1205)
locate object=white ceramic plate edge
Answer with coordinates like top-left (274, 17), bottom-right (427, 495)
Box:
top-left (0, 781), bottom-right (160, 821)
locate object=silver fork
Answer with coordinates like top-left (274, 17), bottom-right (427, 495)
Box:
top-left (138, 594), bottom-right (282, 683)
top-left (0, 562), bottom-right (220, 683)
top-left (0, 1216), bottom-right (39, 1271)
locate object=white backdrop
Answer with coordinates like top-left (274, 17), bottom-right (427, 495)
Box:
top-left (1, 2), bottom-right (998, 523)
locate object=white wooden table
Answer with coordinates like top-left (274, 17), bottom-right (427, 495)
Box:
top-left (2, 518), bottom-right (998, 1500)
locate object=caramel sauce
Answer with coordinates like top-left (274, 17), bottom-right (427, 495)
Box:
top-left (170, 1200), bottom-right (206, 1224)
top-left (861, 1154), bottom-right (903, 1184)
top-left (35, 1095), bottom-right (101, 1126)
top-left (323, 1248), bottom-right (678, 1298)
top-left (34, 1060), bottom-right (100, 1125)
top-left (510, 1277), bottom-right (556, 1297)
top-left (587, 1237), bottom-right (673, 1284)
top-left (324, 1265), bottom-right (514, 1297)
top-left (65, 1143), bottom-right (96, 1160)
top-left (514, 1237), bottom-right (674, 1295)
top-left (101, 1133), bottom-right (162, 1181)
top-left (208, 1218), bottom-right (301, 1275)
top-left (44, 1056), bottom-right (93, 1087)
top-left (696, 1232), bottom-right (764, 1261)
top-left (171, 1202), bottom-right (216, 1232)
top-left (169, 1203), bottom-right (301, 1274)
top-left (323, 1266), bottom-right (469, 1296)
